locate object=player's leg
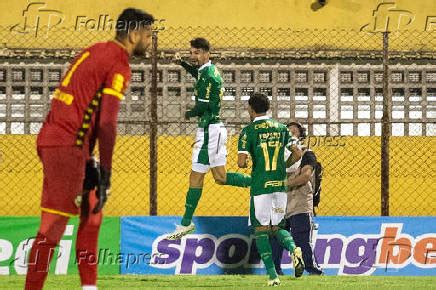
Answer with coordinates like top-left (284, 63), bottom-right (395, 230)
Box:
top-left (167, 124), bottom-right (209, 240)
top-left (212, 165), bottom-right (251, 187)
top-left (270, 193), bottom-right (296, 253)
top-left (184, 125), bottom-right (210, 226)
top-left (26, 147), bottom-right (85, 290)
top-left (270, 234), bottom-right (285, 275)
top-left (208, 123), bottom-right (251, 187)
top-left (250, 195), bottom-right (280, 286)
top-left (25, 212), bottom-right (69, 290)
top-left (181, 170), bottom-right (206, 226)
top-left (166, 170), bottom-right (205, 240)
top-left (76, 190), bottom-right (103, 289)
top-left (255, 226), bottom-right (281, 286)
top-left (270, 192), bottom-right (304, 278)
top-left (210, 165), bottom-right (226, 184)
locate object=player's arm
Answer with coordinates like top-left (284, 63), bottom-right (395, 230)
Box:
top-left (185, 100), bottom-right (207, 118)
top-left (285, 144), bottom-right (303, 167)
top-left (93, 66), bottom-right (130, 213)
top-left (174, 53), bottom-right (199, 79)
top-left (287, 151), bottom-right (317, 187)
top-left (238, 153), bottom-right (249, 168)
top-left (180, 60), bottom-right (199, 79)
top-left (185, 77), bottom-right (219, 119)
top-left (288, 165), bottom-right (313, 187)
top-left (237, 128), bottom-right (250, 168)
top-left (97, 93), bottom-right (120, 171)
top-left (197, 77), bottom-right (222, 124)
top-left (206, 75), bottom-right (222, 110)
top-left (98, 68), bottom-right (130, 171)
top-left (284, 129), bottom-right (302, 167)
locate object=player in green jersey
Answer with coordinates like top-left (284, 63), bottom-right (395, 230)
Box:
top-left (166, 38), bottom-right (251, 240)
top-left (237, 93), bottom-right (304, 286)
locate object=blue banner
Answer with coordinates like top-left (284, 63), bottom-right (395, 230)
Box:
top-left (120, 216), bottom-right (436, 276)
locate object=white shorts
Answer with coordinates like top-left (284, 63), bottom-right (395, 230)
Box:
top-left (249, 192), bottom-right (287, 227)
top-left (191, 123), bottom-right (227, 174)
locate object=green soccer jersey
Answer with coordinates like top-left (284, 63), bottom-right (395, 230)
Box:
top-left (238, 116), bottom-right (290, 196)
top-left (181, 60), bottom-right (223, 128)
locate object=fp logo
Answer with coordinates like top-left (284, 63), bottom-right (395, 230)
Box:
top-left (361, 2), bottom-right (415, 32)
top-left (10, 1), bottom-right (64, 38)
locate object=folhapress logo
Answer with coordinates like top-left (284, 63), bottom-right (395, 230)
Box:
top-left (361, 1), bottom-right (436, 32)
top-left (361, 2), bottom-right (415, 32)
top-left (10, 1), bottom-right (64, 38)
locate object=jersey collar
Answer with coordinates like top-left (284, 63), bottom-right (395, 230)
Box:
top-left (253, 115), bottom-right (270, 122)
top-left (198, 61), bottom-right (212, 71)
top-left (112, 39), bottom-right (128, 54)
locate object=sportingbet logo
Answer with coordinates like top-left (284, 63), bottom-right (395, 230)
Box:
top-left (151, 234), bottom-right (261, 274)
top-left (150, 223), bottom-right (435, 275)
top-left (315, 223), bottom-right (435, 275)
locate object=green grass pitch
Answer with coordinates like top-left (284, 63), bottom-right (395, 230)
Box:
top-left (1, 275), bottom-right (436, 290)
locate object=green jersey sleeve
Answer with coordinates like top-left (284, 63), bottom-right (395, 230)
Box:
top-left (186, 65), bottom-right (223, 127)
top-left (238, 127), bottom-right (250, 154)
top-left (185, 77), bottom-right (219, 117)
top-left (180, 60), bottom-right (198, 79)
top-left (284, 127), bottom-right (290, 145)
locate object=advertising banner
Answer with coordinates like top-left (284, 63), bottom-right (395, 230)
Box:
top-left (120, 216), bottom-right (436, 276)
top-left (0, 217), bottom-right (120, 275)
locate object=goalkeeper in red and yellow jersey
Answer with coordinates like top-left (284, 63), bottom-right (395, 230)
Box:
top-left (25, 8), bottom-right (155, 290)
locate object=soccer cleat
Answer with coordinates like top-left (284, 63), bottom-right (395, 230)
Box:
top-left (166, 223), bottom-right (195, 240)
top-left (276, 269), bottom-right (284, 276)
top-left (291, 247), bottom-right (305, 278)
top-left (267, 277), bottom-right (281, 287)
top-left (308, 270), bottom-right (324, 276)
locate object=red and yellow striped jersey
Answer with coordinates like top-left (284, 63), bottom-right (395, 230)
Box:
top-left (37, 40), bottom-right (131, 170)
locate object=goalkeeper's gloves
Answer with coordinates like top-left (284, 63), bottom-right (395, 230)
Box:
top-left (93, 167), bottom-right (111, 214)
top-left (83, 156), bottom-right (100, 191)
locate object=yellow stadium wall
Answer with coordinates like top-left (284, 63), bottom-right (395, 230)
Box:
top-left (0, 135), bottom-right (434, 216)
top-left (1, 0), bottom-right (435, 49)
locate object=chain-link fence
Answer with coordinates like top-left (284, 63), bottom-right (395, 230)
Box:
top-left (0, 28), bottom-right (434, 217)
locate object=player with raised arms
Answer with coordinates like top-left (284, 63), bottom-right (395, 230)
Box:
top-left (166, 38), bottom-right (251, 240)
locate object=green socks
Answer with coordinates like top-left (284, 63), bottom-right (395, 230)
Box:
top-left (180, 173), bottom-right (251, 227)
top-left (225, 172), bottom-right (251, 188)
top-left (255, 231), bottom-right (278, 280)
top-left (274, 229), bottom-right (296, 253)
top-left (181, 187), bottom-right (202, 226)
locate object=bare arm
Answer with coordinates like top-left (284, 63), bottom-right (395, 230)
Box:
top-left (288, 165), bottom-right (313, 187)
top-left (238, 153), bottom-right (249, 168)
top-left (286, 144), bottom-right (303, 167)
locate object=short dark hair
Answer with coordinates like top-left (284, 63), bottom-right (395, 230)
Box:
top-left (248, 93), bottom-right (270, 114)
top-left (190, 37), bottom-right (210, 51)
top-left (116, 8), bottom-right (155, 39)
top-left (287, 121), bottom-right (307, 139)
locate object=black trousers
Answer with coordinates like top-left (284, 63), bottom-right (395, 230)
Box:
top-left (271, 213), bottom-right (322, 274)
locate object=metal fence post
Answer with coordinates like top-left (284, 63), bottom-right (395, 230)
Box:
top-left (149, 30), bottom-right (158, 216)
top-left (381, 31), bottom-right (390, 216)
